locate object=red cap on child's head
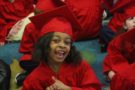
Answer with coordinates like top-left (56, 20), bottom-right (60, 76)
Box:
top-left (122, 28), bottom-right (135, 44)
top-left (30, 5), bottom-right (82, 40)
top-left (123, 6), bottom-right (135, 20)
top-left (109, 5), bottom-right (135, 32)
top-left (40, 17), bottom-right (73, 38)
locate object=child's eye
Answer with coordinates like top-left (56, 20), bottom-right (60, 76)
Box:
top-left (52, 38), bottom-right (59, 43)
top-left (65, 40), bottom-right (71, 46)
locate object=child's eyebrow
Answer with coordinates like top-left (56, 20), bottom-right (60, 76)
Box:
top-left (53, 35), bottom-right (71, 39)
top-left (53, 35), bottom-right (59, 37)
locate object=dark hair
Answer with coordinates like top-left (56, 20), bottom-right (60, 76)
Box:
top-left (32, 32), bottom-right (82, 65)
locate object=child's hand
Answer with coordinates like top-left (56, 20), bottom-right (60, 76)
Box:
top-left (0, 42), bottom-right (5, 46)
top-left (46, 76), bottom-right (71, 90)
top-left (108, 70), bottom-right (116, 80)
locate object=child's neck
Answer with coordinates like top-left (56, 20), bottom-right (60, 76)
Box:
top-left (48, 61), bottom-right (62, 73)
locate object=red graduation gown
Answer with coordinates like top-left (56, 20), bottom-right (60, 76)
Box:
top-left (103, 32), bottom-right (135, 73)
top-left (0, 0), bottom-right (34, 42)
top-left (103, 30), bottom-right (135, 90)
top-left (22, 60), bottom-right (101, 90)
top-left (19, 23), bottom-right (39, 61)
top-left (111, 63), bottom-right (135, 90)
top-left (67, 0), bottom-right (103, 40)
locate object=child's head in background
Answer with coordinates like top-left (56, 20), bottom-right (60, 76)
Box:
top-left (123, 6), bottom-right (135, 31)
top-left (123, 17), bottom-right (135, 31)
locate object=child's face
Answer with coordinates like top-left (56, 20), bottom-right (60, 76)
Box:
top-left (48, 32), bottom-right (72, 64)
top-left (124, 17), bottom-right (135, 30)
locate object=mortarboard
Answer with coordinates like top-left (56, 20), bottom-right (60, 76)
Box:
top-left (30, 5), bottom-right (83, 40)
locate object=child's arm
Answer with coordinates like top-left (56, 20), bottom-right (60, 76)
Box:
top-left (103, 36), bottom-right (130, 79)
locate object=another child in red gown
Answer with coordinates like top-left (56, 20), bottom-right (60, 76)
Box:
top-left (103, 28), bottom-right (135, 90)
top-left (100, 0), bottom-right (135, 52)
top-left (0, 0), bottom-right (35, 46)
top-left (103, 5), bottom-right (135, 80)
top-left (103, 16), bottom-right (135, 90)
top-left (22, 5), bottom-right (101, 90)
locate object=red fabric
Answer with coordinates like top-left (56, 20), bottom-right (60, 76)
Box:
top-left (19, 23), bottom-right (39, 61)
top-left (108, 4), bottom-right (135, 32)
top-left (67, 0), bottom-right (103, 40)
top-left (22, 60), bottom-right (101, 90)
top-left (40, 17), bottom-right (73, 38)
top-left (35, 0), bottom-right (64, 12)
top-left (35, 0), bottom-right (103, 40)
top-left (0, 0), bottom-right (34, 42)
top-left (103, 29), bottom-right (135, 90)
top-left (123, 6), bottom-right (135, 20)
top-left (111, 0), bottom-right (134, 13)
top-left (31, 5), bottom-right (83, 40)
top-left (111, 63), bottom-right (135, 90)
top-left (103, 0), bottom-right (134, 13)
top-left (0, 18), bottom-right (6, 42)
top-left (108, 13), bottom-right (124, 32)
top-left (122, 28), bottom-right (135, 44)
top-left (102, 0), bottom-right (113, 11)
top-left (103, 29), bottom-right (135, 74)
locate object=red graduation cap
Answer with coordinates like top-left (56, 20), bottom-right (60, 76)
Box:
top-left (30, 5), bottom-right (82, 40)
top-left (122, 28), bottom-right (135, 44)
top-left (123, 6), bottom-right (135, 20)
top-left (118, 5), bottom-right (135, 27)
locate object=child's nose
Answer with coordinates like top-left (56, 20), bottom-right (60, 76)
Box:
top-left (58, 41), bottom-right (66, 47)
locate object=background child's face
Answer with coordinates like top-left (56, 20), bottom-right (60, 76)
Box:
top-left (124, 17), bottom-right (135, 30)
top-left (48, 32), bottom-right (71, 64)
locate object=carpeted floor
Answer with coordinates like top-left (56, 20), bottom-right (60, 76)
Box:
top-left (0, 39), bottom-right (110, 90)
top-left (10, 59), bottom-right (22, 90)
